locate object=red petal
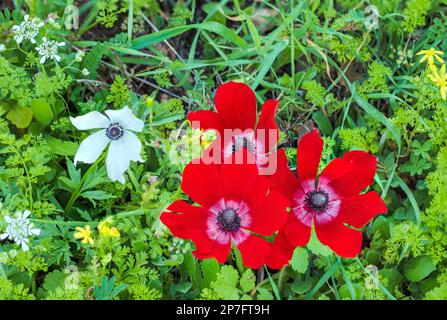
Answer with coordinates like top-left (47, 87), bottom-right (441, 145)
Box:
top-left (268, 150), bottom-right (298, 200)
top-left (248, 190), bottom-right (288, 236)
top-left (321, 151), bottom-right (377, 198)
top-left (161, 201), bottom-right (215, 254)
top-left (266, 231), bottom-right (295, 269)
top-left (220, 151), bottom-right (265, 203)
top-left (297, 129), bottom-right (323, 181)
top-left (315, 220), bottom-right (363, 258)
top-left (283, 218), bottom-right (312, 247)
top-left (187, 110), bottom-right (224, 136)
top-left (214, 82), bottom-right (257, 130)
top-left (339, 192), bottom-right (387, 228)
top-left (319, 158), bottom-right (354, 182)
top-left (238, 235), bottom-right (271, 269)
top-left (193, 242), bottom-right (231, 264)
top-left (256, 99), bottom-right (279, 152)
top-left (161, 201), bottom-right (207, 232)
top-left (181, 162), bottom-right (223, 208)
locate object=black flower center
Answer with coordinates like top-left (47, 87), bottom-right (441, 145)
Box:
top-left (217, 208), bottom-right (241, 232)
top-left (106, 123), bottom-right (124, 140)
top-left (232, 137), bottom-right (255, 154)
top-left (305, 190), bottom-right (329, 213)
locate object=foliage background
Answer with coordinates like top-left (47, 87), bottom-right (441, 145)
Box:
top-left (0, 0), bottom-right (447, 300)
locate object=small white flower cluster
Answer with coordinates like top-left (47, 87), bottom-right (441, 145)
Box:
top-left (0, 44), bottom-right (5, 52)
top-left (0, 210), bottom-right (41, 252)
top-left (35, 37), bottom-right (65, 63)
top-left (11, 15), bottom-right (44, 44)
top-left (168, 238), bottom-right (189, 256)
top-left (11, 14), bottom-right (66, 64)
top-left (75, 51), bottom-right (85, 62)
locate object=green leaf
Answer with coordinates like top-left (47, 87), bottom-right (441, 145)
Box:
top-left (290, 247), bottom-right (309, 273)
top-left (403, 255), bottom-right (436, 282)
top-left (132, 22), bottom-right (247, 50)
top-left (252, 40), bottom-right (288, 90)
top-left (211, 265), bottom-right (240, 300)
top-left (173, 282), bottom-right (192, 294)
top-left (151, 111), bottom-right (185, 126)
top-left (6, 106), bottom-right (33, 128)
top-left (81, 190), bottom-right (114, 200)
top-left (307, 228), bottom-right (332, 256)
top-left (46, 136), bottom-right (79, 156)
top-left (379, 268), bottom-right (404, 291)
top-left (201, 259), bottom-right (220, 288)
top-left (240, 269), bottom-right (256, 293)
top-left (31, 98), bottom-right (53, 125)
top-left (395, 176), bottom-right (421, 226)
top-left (42, 270), bottom-right (65, 292)
top-left (353, 94), bottom-right (401, 153)
top-left (312, 111), bottom-right (333, 135)
top-left (339, 283), bottom-right (364, 299)
top-left (291, 279), bottom-right (312, 294)
top-left (257, 287), bottom-right (274, 300)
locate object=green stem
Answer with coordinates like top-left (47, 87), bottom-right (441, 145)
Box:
top-left (32, 208), bottom-right (150, 226)
top-left (64, 153), bottom-right (106, 214)
top-left (0, 263), bottom-right (6, 278)
top-left (277, 266), bottom-right (288, 293)
top-left (250, 272), bottom-right (280, 297)
top-left (233, 246), bottom-right (245, 274)
top-left (14, 148), bottom-right (34, 211)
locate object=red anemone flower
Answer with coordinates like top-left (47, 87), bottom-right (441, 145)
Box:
top-left (266, 130), bottom-right (387, 268)
top-left (160, 152), bottom-right (288, 269)
top-left (187, 81), bottom-right (280, 169)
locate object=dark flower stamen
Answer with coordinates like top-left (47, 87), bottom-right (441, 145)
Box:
top-left (232, 137), bottom-right (255, 154)
top-left (305, 190), bottom-right (329, 213)
top-left (217, 208), bottom-right (241, 232)
top-left (106, 123), bottom-right (124, 141)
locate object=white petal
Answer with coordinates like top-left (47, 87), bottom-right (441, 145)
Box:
top-left (70, 111), bottom-right (111, 130)
top-left (0, 233), bottom-right (9, 240)
top-left (24, 15), bottom-right (29, 22)
top-left (55, 55), bottom-right (61, 62)
top-left (39, 56), bottom-right (46, 64)
top-left (74, 130), bottom-right (109, 165)
top-left (4, 216), bottom-right (12, 223)
top-left (122, 131), bottom-right (143, 162)
top-left (21, 240), bottom-right (29, 252)
top-left (23, 210), bottom-right (31, 219)
top-left (105, 106), bottom-right (144, 132)
top-left (30, 228), bottom-right (40, 236)
top-left (106, 140), bottom-right (131, 184)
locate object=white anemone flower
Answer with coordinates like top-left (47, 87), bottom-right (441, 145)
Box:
top-left (0, 210), bottom-right (41, 252)
top-left (0, 44), bottom-right (5, 52)
top-left (35, 37), bottom-right (65, 64)
top-left (11, 15), bottom-right (44, 44)
top-left (70, 106), bottom-right (144, 184)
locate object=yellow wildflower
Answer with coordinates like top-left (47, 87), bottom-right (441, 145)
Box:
top-left (416, 48), bottom-right (444, 65)
top-left (74, 225), bottom-right (94, 244)
top-left (98, 219), bottom-right (120, 238)
top-left (428, 64), bottom-right (447, 100)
